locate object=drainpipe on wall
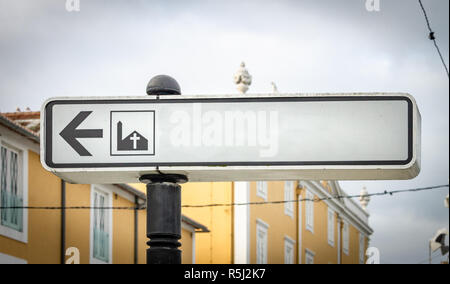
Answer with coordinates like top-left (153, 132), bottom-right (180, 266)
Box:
top-left (134, 196), bottom-right (139, 264)
top-left (337, 215), bottom-right (343, 265)
top-left (61, 180), bottom-right (66, 264)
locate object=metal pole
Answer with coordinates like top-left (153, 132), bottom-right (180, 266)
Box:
top-left (142, 74), bottom-right (184, 264)
top-left (140, 174), bottom-right (187, 264)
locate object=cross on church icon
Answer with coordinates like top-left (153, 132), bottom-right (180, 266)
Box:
top-left (110, 111), bottom-right (155, 156)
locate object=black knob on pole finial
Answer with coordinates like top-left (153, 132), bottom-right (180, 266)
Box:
top-left (146, 75), bottom-right (181, 96)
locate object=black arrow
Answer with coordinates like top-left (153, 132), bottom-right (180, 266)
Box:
top-left (60, 111), bottom-right (103, 156)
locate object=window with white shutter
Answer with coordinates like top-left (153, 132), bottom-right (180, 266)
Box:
top-left (256, 219), bottom-right (269, 264)
top-left (305, 249), bottom-right (315, 264)
top-left (284, 181), bottom-right (294, 218)
top-left (256, 181), bottom-right (268, 201)
top-left (305, 190), bottom-right (314, 233)
top-left (359, 233), bottom-right (365, 264)
top-left (327, 208), bottom-right (335, 247)
top-left (91, 187), bottom-right (112, 264)
top-left (0, 145), bottom-right (23, 233)
top-left (343, 221), bottom-right (349, 255)
top-left (284, 236), bottom-right (295, 264)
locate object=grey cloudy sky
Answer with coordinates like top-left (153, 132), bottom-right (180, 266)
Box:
top-left (0, 0), bottom-right (448, 264)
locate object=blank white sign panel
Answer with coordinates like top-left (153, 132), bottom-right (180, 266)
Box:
top-left (41, 94), bottom-right (420, 183)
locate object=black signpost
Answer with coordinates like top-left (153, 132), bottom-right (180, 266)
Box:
top-left (141, 75), bottom-right (187, 264)
top-left (140, 173), bottom-right (187, 264)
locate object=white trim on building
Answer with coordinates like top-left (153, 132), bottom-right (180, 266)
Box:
top-left (299, 180), bottom-right (373, 237)
top-left (284, 235), bottom-right (296, 264)
top-left (327, 207), bottom-right (335, 247)
top-left (90, 185), bottom-right (113, 264)
top-left (0, 134), bottom-right (29, 244)
top-left (284, 181), bottom-right (295, 218)
top-left (256, 218), bottom-right (269, 264)
top-left (233, 181), bottom-right (250, 264)
top-left (305, 190), bottom-right (314, 233)
top-left (305, 248), bottom-right (315, 264)
top-left (343, 220), bottom-right (349, 255)
top-left (359, 232), bottom-right (366, 264)
top-left (256, 181), bottom-right (268, 201)
top-left (181, 222), bottom-right (197, 264)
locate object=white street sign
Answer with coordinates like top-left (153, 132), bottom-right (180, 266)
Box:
top-left (41, 93), bottom-right (421, 183)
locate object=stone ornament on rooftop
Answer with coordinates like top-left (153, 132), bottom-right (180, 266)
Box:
top-left (271, 82), bottom-right (279, 94)
top-left (360, 186), bottom-right (371, 211)
top-left (234, 62), bottom-right (252, 94)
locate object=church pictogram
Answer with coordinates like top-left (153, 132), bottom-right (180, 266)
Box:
top-left (110, 110), bottom-right (155, 156)
top-left (117, 121), bottom-right (148, 151)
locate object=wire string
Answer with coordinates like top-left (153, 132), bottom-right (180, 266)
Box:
top-left (0, 184), bottom-right (447, 210)
top-left (418, 0), bottom-right (449, 78)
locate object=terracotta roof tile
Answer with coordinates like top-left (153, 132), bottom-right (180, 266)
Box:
top-left (0, 111), bottom-right (40, 136)
top-left (2, 111), bottom-right (40, 120)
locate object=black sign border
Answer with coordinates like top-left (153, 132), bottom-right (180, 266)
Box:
top-left (44, 96), bottom-right (414, 169)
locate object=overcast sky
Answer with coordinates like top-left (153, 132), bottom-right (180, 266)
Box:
top-left (0, 0), bottom-right (448, 264)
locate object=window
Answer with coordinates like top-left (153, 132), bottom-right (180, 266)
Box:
top-left (327, 208), bottom-right (335, 247)
top-left (343, 221), bottom-right (349, 255)
top-left (284, 236), bottom-right (295, 264)
top-left (91, 186), bottom-right (112, 264)
top-left (305, 249), bottom-right (315, 264)
top-left (0, 144), bottom-right (23, 233)
top-left (256, 219), bottom-right (269, 264)
top-left (359, 233), bottom-right (365, 264)
top-left (305, 190), bottom-right (314, 233)
top-left (256, 181), bottom-right (268, 201)
top-left (284, 181), bottom-right (294, 218)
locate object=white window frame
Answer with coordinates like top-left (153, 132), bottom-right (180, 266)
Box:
top-left (0, 137), bottom-right (28, 244)
top-left (305, 248), bottom-right (315, 264)
top-left (181, 223), bottom-right (197, 264)
top-left (305, 190), bottom-right (314, 233)
top-left (90, 185), bottom-right (113, 264)
top-left (233, 182), bottom-right (250, 264)
top-left (0, 252), bottom-right (27, 264)
top-left (343, 221), bottom-right (349, 255)
top-left (256, 219), bottom-right (269, 264)
top-left (327, 207), bottom-right (335, 247)
top-left (256, 181), bottom-right (268, 201)
top-left (284, 236), bottom-right (296, 264)
top-left (359, 232), bottom-right (365, 264)
top-left (284, 181), bottom-right (294, 218)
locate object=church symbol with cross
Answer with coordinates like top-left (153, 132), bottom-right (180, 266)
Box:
top-left (116, 121), bottom-right (149, 151)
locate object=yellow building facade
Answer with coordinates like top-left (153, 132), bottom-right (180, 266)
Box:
top-left (0, 112), bottom-right (207, 264)
top-left (179, 180), bottom-right (372, 264)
